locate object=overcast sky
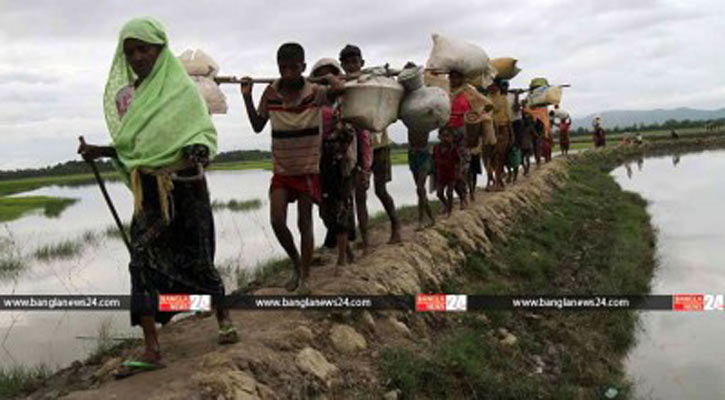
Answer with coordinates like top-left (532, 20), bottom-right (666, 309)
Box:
top-left (1, 0), bottom-right (722, 169)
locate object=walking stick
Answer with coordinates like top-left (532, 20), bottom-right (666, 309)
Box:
top-left (78, 136), bottom-right (131, 254)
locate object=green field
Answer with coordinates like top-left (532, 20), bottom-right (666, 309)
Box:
top-left (0, 196), bottom-right (78, 223)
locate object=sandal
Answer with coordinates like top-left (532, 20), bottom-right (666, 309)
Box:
top-left (113, 360), bottom-right (166, 379)
top-left (218, 324), bottom-right (240, 345)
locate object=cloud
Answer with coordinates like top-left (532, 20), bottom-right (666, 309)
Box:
top-left (0, 0), bottom-right (724, 168)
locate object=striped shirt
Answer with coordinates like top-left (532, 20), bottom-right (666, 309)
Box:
top-left (259, 80), bottom-right (328, 175)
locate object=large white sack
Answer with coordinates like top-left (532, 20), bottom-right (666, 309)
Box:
top-left (468, 60), bottom-right (497, 88)
top-left (399, 86), bottom-right (451, 134)
top-left (528, 85), bottom-right (562, 107)
top-left (191, 76), bottom-right (228, 114)
top-left (554, 109), bottom-right (570, 120)
top-left (425, 33), bottom-right (490, 78)
top-left (342, 75), bottom-right (404, 132)
top-left (179, 49), bottom-right (219, 77)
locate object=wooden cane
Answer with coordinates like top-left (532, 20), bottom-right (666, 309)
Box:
top-left (78, 136), bottom-right (131, 254)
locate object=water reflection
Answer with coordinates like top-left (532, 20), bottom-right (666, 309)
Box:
top-left (613, 149), bottom-right (725, 399)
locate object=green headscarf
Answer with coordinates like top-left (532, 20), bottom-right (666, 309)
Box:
top-left (103, 17), bottom-right (217, 180)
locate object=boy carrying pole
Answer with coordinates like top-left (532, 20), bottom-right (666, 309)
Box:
top-left (239, 43), bottom-right (345, 293)
top-left (339, 44), bottom-right (401, 251)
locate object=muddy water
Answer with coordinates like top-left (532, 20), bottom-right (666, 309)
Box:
top-left (0, 166), bottom-right (422, 369)
top-left (612, 150), bottom-right (725, 399)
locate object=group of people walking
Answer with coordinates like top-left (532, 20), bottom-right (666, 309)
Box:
top-left (76, 17), bottom-right (590, 378)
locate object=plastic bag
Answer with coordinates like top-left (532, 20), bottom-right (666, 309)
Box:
top-left (342, 76), bottom-right (404, 132)
top-left (397, 65), bottom-right (424, 92)
top-left (191, 76), bottom-right (227, 114)
top-left (528, 86), bottom-right (561, 107)
top-left (178, 49), bottom-right (219, 77)
top-left (491, 57), bottom-right (521, 80)
top-left (399, 86), bottom-right (451, 134)
top-left (425, 33), bottom-right (491, 78)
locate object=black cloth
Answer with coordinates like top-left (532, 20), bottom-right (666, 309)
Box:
top-left (129, 168), bottom-right (224, 326)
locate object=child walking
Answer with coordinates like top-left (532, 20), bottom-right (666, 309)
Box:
top-left (240, 43), bottom-right (344, 292)
top-left (434, 128), bottom-right (460, 217)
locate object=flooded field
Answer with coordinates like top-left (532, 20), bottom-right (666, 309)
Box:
top-left (613, 150), bottom-right (725, 399)
top-left (0, 166), bottom-right (421, 369)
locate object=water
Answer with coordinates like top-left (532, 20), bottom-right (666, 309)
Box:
top-left (612, 150), bottom-right (725, 399)
top-left (0, 166), bottom-right (421, 369)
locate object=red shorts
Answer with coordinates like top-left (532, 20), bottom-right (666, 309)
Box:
top-left (270, 173), bottom-right (321, 204)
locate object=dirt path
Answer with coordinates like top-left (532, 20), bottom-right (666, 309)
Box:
top-left (27, 158), bottom-right (571, 400)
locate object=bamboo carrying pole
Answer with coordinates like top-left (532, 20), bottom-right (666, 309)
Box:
top-left (213, 65), bottom-right (404, 85)
top-left (508, 84), bottom-right (571, 94)
top-left (78, 136), bottom-right (131, 254)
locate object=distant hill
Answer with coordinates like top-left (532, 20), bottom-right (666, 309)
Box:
top-left (571, 107), bottom-right (725, 130)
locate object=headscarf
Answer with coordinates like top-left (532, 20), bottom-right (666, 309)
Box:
top-left (103, 17), bottom-right (217, 178)
top-left (103, 17), bottom-right (217, 222)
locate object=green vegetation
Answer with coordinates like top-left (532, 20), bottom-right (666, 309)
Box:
top-left (570, 126), bottom-right (710, 143)
top-left (381, 150), bottom-right (655, 399)
top-left (217, 257), bottom-right (252, 291)
top-left (0, 236), bottom-right (25, 280)
top-left (104, 223), bottom-right (130, 240)
top-left (208, 160), bottom-right (272, 171)
top-left (0, 256), bottom-right (24, 280)
top-left (0, 365), bottom-right (52, 398)
top-left (390, 150), bottom-right (408, 166)
top-left (33, 239), bottom-right (84, 261)
top-left (0, 196), bottom-right (78, 222)
top-left (211, 198), bottom-right (263, 212)
top-left (573, 117), bottom-right (725, 137)
top-left (0, 173), bottom-right (116, 197)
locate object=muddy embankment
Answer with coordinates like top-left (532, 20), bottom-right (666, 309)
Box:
top-left (24, 135), bottom-right (725, 400)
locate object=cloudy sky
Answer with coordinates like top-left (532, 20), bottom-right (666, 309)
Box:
top-left (1, 0), bottom-right (722, 169)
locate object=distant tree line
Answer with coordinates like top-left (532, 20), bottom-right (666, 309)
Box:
top-left (573, 117), bottom-right (725, 136)
top-left (211, 149), bottom-right (271, 163)
top-left (0, 159), bottom-right (117, 181)
top-left (0, 149), bottom-right (271, 181)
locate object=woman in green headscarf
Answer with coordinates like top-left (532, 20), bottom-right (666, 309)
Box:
top-left (78, 17), bottom-right (237, 377)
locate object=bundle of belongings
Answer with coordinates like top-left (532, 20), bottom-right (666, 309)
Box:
top-left (527, 77), bottom-right (562, 107)
top-left (178, 49), bottom-right (228, 114)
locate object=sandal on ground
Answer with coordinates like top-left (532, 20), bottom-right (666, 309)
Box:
top-left (113, 360), bottom-right (166, 379)
top-left (218, 324), bottom-right (240, 345)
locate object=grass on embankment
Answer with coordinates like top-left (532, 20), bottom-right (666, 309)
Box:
top-left (0, 365), bottom-right (52, 399)
top-left (0, 196), bottom-right (78, 223)
top-left (381, 150), bottom-right (656, 399)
